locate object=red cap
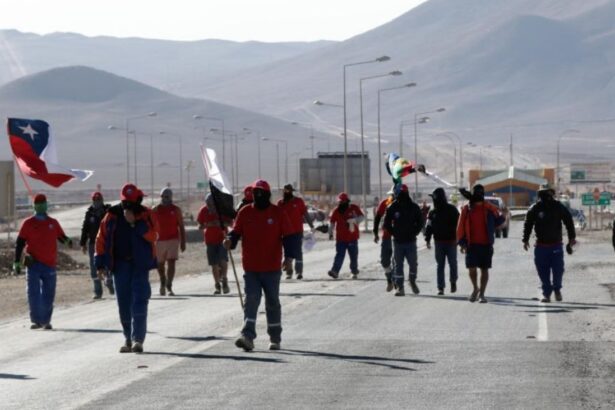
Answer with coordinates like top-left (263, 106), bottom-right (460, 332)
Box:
top-left (33, 193), bottom-right (47, 204)
top-left (338, 192), bottom-right (349, 202)
top-left (243, 185), bottom-right (253, 201)
top-left (91, 191), bottom-right (103, 201)
top-left (120, 183), bottom-right (140, 202)
top-left (400, 184), bottom-right (409, 193)
top-left (252, 179), bottom-right (271, 193)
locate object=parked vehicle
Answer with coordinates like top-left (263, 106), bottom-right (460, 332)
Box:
top-left (485, 196), bottom-right (510, 238)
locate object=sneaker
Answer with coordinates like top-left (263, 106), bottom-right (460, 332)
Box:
top-left (235, 336), bottom-right (254, 352)
top-left (222, 281), bottom-right (230, 294)
top-left (167, 287), bottom-right (175, 296)
top-left (159, 286), bottom-right (166, 296)
top-left (92, 294), bottom-right (102, 300)
top-left (437, 288), bottom-right (444, 295)
top-left (541, 296), bottom-right (551, 303)
top-left (554, 290), bottom-right (562, 302)
top-left (327, 270), bottom-right (339, 280)
top-left (479, 296), bottom-right (488, 304)
top-left (409, 279), bottom-right (420, 295)
top-left (119, 341), bottom-right (132, 353)
top-left (395, 288), bottom-right (405, 296)
top-left (469, 289), bottom-right (479, 302)
top-left (30, 323), bottom-right (42, 330)
top-left (296, 273), bottom-right (303, 280)
top-left (43, 324), bottom-right (53, 330)
top-left (269, 342), bottom-right (281, 350)
top-left (286, 273), bottom-right (293, 280)
top-left (450, 282), bottom-right (457, 294)
top-left (131, 342), bottom-right (144, 353)
top-left (106, 282), bottom-right (115, 296)
top-left (214, 283), bottom-right (221, 295)
top-left (351, 273), bottom-right (358, 280)
top-left (386, 281), bottom-right (394, 292)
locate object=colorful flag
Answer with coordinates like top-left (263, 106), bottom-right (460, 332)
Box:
top-left (7, 118), bottom-right (93, 188)
top-left (385, 152), bottom-right (417, 184)
top-left (200, 145), bottom-right (235, 219)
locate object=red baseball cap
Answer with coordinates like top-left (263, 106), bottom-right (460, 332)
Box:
top-left (400, 184), bottom-right (409, 193)
top-left (338, 192), bottom-right (349, 202)
top-left (252, 179), bottom-right (271, 193)
top-left (243, 185), bottom-right (253, 201)
top-left (120, 184), bottom-right (140, 202)
top-left (33, 193), bottom-right (47, 203)
top-left (91, 191), bottom-right (103, 201)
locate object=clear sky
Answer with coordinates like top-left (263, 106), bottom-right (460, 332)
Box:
top-left (0, 0), bottom-right (428, 42)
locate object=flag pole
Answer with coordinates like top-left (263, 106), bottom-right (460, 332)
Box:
top-left (201, 145), bottom-right (244, 308)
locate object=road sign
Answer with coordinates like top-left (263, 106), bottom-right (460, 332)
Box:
top-left (581, 192), bottom-right (611, 206)
top-left (570, 162), bottom-right (611, 183)
top-left (196, 181), bottom-right (207, 189)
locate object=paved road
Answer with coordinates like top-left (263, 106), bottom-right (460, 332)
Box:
top-left (2, 221), bottom-right (615, 409)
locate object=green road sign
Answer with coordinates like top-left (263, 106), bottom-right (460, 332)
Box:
top-left (196, 181), bottom-right (207, 189)
top-left (570, 170), bottom-right (586, 181)
top-left (581, 193), bottom-right (611, 206)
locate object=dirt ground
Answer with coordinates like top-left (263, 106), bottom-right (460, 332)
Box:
top-left (0, 237), bottom-right (216, 322)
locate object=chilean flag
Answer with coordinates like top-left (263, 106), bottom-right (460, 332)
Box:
top-left (7, 118), bottom-right (93, 187)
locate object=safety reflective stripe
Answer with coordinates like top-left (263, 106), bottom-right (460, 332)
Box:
top-left (244, 318), bottom-right (256, 323)
top-left (267, 323), bottom-right (281, 328)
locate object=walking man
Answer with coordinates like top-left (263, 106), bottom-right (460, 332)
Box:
top-left (457, 184), bottom-right (504, 303)
top-left (277, 183), bottom-right (313, 280)
top-left (152, 188), bottom-right (186, 296)
top-left (425, 187), bottom-right (460, 295)
top-left (522, 184), bottom-right (576, 302)
top-left (197, 193), bottom-right (233, 294)
top-left (236, 185), bottom-right (253, 212)
top-left (224, 179), bottom-right (293, 351)
top-left (14, 194), bottom-right (72, 329)
top-left (80, 191), bottom-right (113, 299)
top-left (373, 189), bottom-right (395, 291)
top-left (328, 193), bottom-right (364, 279)
top-left (96, 184), bottom-right (158, 353)
top-left (383, 184), bottom-right (424, 296)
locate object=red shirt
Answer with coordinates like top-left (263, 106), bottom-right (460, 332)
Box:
top-left (330, 204), bottom-right (364, 242)
top-left (18, 216), bottom-right (66, 268)
top-left (153, 204), bottom-right (182, 241)
top-left (231, 204), bottom-right (293, 272)
top-left (277, 196), bottom-right (307, 234)
top-left (468, 203), bottom-right (489, 245)
top-left (376, 198), bottom-right (393, 240)
top-left (197, 206), bottom-right (232, 245)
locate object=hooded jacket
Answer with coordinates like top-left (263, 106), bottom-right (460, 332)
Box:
top-left (457, 201), bottom-right (504, 247)
top-left (383, 195), bottom-right (424, 243)
top-left (523, 198), bottom-right (575, 245)
top-left (80, 203), bottom-right (110, 246)
top-left (425, 200), bottom-right (460, 243)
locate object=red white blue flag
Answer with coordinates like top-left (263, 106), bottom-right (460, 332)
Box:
top-left (7, 118), bottom-right (93, 187)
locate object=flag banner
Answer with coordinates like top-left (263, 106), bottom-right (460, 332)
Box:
top-left (417, 164), bottom-right (456, 188)
top-left (385, 152), bottom-right (418, 184)
top-left (200, 145), bottom-right (235, 218)
top-left (7, 118), bottom-right (93, 188)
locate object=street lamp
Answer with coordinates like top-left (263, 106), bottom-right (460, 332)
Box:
top-left (343, 55), bottom-right (391, 193)
top-left (243, 127), bottom-right (261, 178)
top-left (358, 70), bottom-right (402, 230)
top-left (159, 131), bottom-right (183, 199)
top-left (194, 115), bottom-right (225, 168)
top-left (556, 129), bottom-right (581, 194)
top-left (125, 112), bottom-right (157, 183)
top-left (414, 108), bottom-right (446, 197)
top-left (440, 132), bottom-right (464, 188)
top-left (262, 137), bottom-right (288, 189)
top-left (377, 82), bottom-right (417, 198)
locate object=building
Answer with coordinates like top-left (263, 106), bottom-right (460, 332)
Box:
top-left (468, 167), bottom-right (555, 206)
top-left (300, 152), bottom-right (370, 195)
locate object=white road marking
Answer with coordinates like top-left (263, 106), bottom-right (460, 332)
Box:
top-left (537, 305), bottom-right (549, 341)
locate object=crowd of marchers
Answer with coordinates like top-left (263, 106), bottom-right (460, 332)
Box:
top-left (11, 180), bottom-right (615, 353)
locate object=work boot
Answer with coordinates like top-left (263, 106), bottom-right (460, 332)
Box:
top-left (386, 280), bottom-right (394, 292)
top-left (167, 284), bottom-right (175, 296)
top-left (437, 288), bottom-right (444, 295)
top-left (119, 340), bottom-right (132, 353)
top-left (395, 288), bottom-right (405, 296)
top-left (106, 280), bottom-right (115, 296)
top-left (351, 273), bottom-right (358, 280)
top-left (296, 273), bottom-right (303, 280)
top-left (554, 290), bottom-right (563, 302)
top-left (327, 270), bottom-right (339, 280)
top-left (159, 285), bottom-right (166, 296)
top-left (214, 283), bottom-right (222, 295)
top-left (286, 272), bottom-right (293, 280)
top-left (43, 324), bottom-right (53, 330)
top-left (269, 341), bottom-right (281, 351)
top-left (92, 294), bottom-right (102, 300)
top-left (451, 282), bottom-right (457, 294)
top-left (541, 296), bottom-right (551, 303)
top-left (235, 335), bottom-right (254, 352)
top-left (222, 279), bottom-right (230, 294)
top-left (30, 323), bottom-right (42, 330)
top-left (409, 278), bottom-right (420, 295)
top-left (132, 342), bottom-right (144, 353)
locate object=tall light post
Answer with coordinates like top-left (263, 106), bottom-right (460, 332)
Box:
top-left (243, 127), bottom-right (261, 178)
top-left (414, 108), bottom-right (446, 197)
top-left (441, 132), bottom-right (464, 188)
top-left (262, 137), bottom-right (288, 188)
top-left (313, 100), bottom-right (343, 151)
top-left (194, 115), bottom-right (225, 168)
top-left (149, 133), bottom-right (155, 206)
top-left (291, 121), bottom-right (318, 158)
top-left (359, 70), bottom-right (402, 230)
top-left (377, 82), bottom-right (416, 198)
top-left (556, 129), bottom-right (580, 194)
top-left (433, 133), bottom-right (458, 186)
top-left (343, 55), bottom-right (391, 193)
top-left (159, 131), bottom-right (183, 199)
top-left (399, 117), bottom-right (430, 156)
top-left (108, 125), bottom-right (134, 180)
top-left (125, 112), bottom-right (157, 183)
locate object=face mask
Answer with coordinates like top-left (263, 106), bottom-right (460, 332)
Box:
top-left (338, 201), bottom-right (349, 213)
top-left (397, 192), bottom-right (410, 203)
top-left (161, 197), bottom-right (172, 206)
top-left (93, 200), bottom-right (104, 209)
top-left (253, 189), bottom-right (271, 210)
top-left (538, 191), bottom-right (553, 202)
top-left (34, 202), bottom-right (47, 216)
top-left (121, 200), bottom-right (136, 211)
top-left (283, 192), bottom-right (293, 201)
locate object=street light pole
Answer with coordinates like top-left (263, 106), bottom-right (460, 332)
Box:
top-left (159, 131), bottom-right (183, 198)
top-left (434, 133), bottom-right (458, 186)
top-left (556, 129), bottom-right (580, 194)
top-left (194, 115), bottom-right (225, 168)
top-left (342, 55), bottom-right (391, 193)
top-left (414, 108), bottom-right (446, 198)
top-left (125, 112), bottom-right (157, 182)
top-left (377, 82), bottom-right (417, 199)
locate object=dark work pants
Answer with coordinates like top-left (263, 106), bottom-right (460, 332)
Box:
top-left (113, 260), bottom-right (151, 343)
top-left (241, 271), bottom-right (282, 343)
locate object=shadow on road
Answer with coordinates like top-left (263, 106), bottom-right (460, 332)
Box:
top-left (165, 335), bottom-right (230, 343)
top-left (299, 278), bottom-right (384, 283)
top-left (419, 294), bottom-right (615, 310)
top-left (53, 328), bottom-right (123, 334)
top-left (281, 292), bottom-right (355, 298)
top-left (178, 294), bottom-right (237, 298)
top-left (267, 349), bottom-right (434, 372)
top-left (150, 297), bottom-right (190, 301)
top-left (143, 351), bottom-right (285, 363)
top-left (0, 373), bottom-right (35, 380)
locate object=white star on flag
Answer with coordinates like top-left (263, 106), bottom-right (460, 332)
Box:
top-left (19, 124), bottom-right (38, 140)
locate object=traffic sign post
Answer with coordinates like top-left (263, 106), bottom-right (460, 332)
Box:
top-left (581, 192), bottom-right (611, 206)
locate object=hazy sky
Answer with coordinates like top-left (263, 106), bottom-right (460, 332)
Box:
top-left (0, 0), bottom-right (427, 42)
